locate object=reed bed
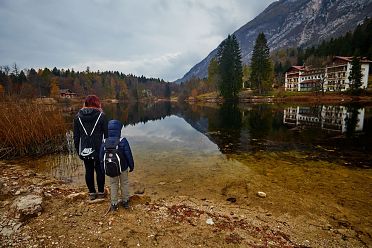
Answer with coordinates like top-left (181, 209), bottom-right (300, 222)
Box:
top-left (0, 100), bottom-right (68, 159)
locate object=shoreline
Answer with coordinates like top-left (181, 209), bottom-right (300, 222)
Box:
top-left (188, 93), bottom-right (372, 104)
top-left (1, 160), bottom-right (370, 248)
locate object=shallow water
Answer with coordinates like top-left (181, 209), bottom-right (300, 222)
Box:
top-left (21, 102), bottom-right (372, 240)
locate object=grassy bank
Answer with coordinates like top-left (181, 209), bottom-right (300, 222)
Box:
top-left (0, 100), bottom-right (68, 159)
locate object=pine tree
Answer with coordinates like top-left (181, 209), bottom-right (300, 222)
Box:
top-left (348, 56), bottom-right (363, 91)
top-left (250, 33), bottom-right (273, 95)
top-left (217, 34), bottom-right (243, 101)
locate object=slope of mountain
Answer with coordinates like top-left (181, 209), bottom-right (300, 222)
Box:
top-left (176, 0), bottom-right (372, 83)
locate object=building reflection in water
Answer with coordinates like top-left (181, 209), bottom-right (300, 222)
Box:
top-left (283, 105), bottom-right (365, 133)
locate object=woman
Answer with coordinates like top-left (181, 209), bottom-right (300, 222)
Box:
top-left (73, 95), bottom-right (108, 200)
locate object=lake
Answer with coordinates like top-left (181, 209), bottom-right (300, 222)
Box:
top-left (23, 101), bottom-right (372, 241)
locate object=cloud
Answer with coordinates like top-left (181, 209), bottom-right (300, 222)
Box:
top-left (0, 0), bottom-right (275, 81)
top-left (69, 52), bottom-right (187, 79)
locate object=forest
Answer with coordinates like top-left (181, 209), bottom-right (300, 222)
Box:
top-left (0, 66), bottom-right (177, 101)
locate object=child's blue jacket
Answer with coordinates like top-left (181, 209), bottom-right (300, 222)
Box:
top-left (99, 120), bottom-right (134, 172)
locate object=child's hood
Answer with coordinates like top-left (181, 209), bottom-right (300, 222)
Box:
top-left (108, 120), bottom-right (123, 138)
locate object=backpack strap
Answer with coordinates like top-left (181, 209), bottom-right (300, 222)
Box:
top-left (78, 112), bottom-right (102, 136)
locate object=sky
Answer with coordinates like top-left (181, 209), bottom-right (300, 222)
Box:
top-left (0, 0), bottom-right (275, 82)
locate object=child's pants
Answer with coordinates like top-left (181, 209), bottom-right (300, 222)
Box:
top-left (109, 169), bottom-right (129, 204)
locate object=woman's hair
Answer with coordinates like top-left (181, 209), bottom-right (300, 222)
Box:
top-left (84, 95), bottom-right (101, 108)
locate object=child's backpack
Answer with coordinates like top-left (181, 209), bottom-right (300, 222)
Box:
top-left (103, 137), bottom-right (123, 177)
top-left (78, 112), bottom-right (102, 160)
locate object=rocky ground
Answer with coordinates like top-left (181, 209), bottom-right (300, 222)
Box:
top-left (0, 161), bottom-right (370, 248)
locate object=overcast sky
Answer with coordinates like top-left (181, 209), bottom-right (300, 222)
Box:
top-left (0, 0), bottom-right (275, 81)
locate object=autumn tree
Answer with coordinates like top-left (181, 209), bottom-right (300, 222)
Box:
top-left (50, 78), bottom-right (60, 97)
top-left (207, 58), bottom-right (220, 91)
top-left (242, 65), bottom-right (251, 88)
top-left (0, 84), bottom-right (4, 97)
top-left (250, 33), bottom-right (273, 94)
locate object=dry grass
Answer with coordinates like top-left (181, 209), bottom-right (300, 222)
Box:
top-left (0, 100), bottom-right (68, 159)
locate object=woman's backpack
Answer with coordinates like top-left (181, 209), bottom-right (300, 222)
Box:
top-left (103, 137), bottom-right (124, 177)
top-left (78, 112), bottom-right (102, 160)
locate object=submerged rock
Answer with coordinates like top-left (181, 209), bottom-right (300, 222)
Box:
top-left (257, 192), bottom-right (267, 198)
top-left (206, 218), bottom-right (214, 225)
top-left (226, 197), bottom-right (237, 203)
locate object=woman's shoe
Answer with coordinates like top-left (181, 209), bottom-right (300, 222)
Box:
top-left (89, 193), bottom-right (97, 200)
top-left (97, 192), bottom-right (105, 199)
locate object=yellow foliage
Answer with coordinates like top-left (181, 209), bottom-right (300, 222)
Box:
top-left (0, 84), bottom-right (4, 95)
top-left (50, 78), bottom-right (60, 97)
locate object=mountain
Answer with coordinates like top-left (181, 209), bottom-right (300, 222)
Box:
top-left (176, 0), bottom-right (372, 83)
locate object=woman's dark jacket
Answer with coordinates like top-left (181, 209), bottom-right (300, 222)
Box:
top-left (99, 120), bottom-right (134, 172)
top-left (73, 107), bottom-right (108, 159)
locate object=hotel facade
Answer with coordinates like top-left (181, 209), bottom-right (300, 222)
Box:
top-left (284, 56), bottom-right (371, 92)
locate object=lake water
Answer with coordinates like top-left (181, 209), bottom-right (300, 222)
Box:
top-left (23, 102), bottom-right (372, 240)
top-left (29, 102), bottom-right (372, 181)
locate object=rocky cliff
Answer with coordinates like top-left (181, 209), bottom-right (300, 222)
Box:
top-left (176, 0), bottom-right (372, 83)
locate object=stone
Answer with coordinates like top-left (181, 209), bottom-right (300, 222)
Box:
top-left (87, 199), bottom-right (105, 204)
top-left (66, 192), bottom-right (86, 201)
top-left (158, 182), bottom-right (166, 185)
top-left (206, 218), bottom-right (214, 225)
top-left (132, 182), bottom-right (145, 194)
top-left (130, 195), bottom-right (151, 205)
top-left (134, 187), bottom-right (145, 195)
top-left (257, 192), bottom-right (267, 198)
top-left (12, 194), bottom-right (43, 221)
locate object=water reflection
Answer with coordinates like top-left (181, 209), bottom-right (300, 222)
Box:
top-left (283, 105), bottom-right (365, 133)
top-left (103, 101), bottom-right (173, 126)
top-left (39, 101), bottom-right (371, 183)
top-left (123, 115), bottom-right (220, 155)
top-left (101, 102), bottom-right (372, 157)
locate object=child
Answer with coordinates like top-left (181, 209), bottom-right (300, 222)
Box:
top-left (100, 119), bottom-right (134, 210)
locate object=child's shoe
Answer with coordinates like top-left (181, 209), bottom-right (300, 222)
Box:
top-left (110, 203), bottom-right (118, 211)
top-left (122, 200), bottom-right (129, 209)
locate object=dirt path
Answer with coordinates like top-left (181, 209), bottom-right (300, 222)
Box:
top-left (0, 162), bottom-right (370, 248)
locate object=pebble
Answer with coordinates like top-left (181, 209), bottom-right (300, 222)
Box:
top-left (158, 182), bottom-right (166, 185)
top-left (206, 218), bottom-right (214, 225)
top-left (257, 191), bottom-right (267, 198)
